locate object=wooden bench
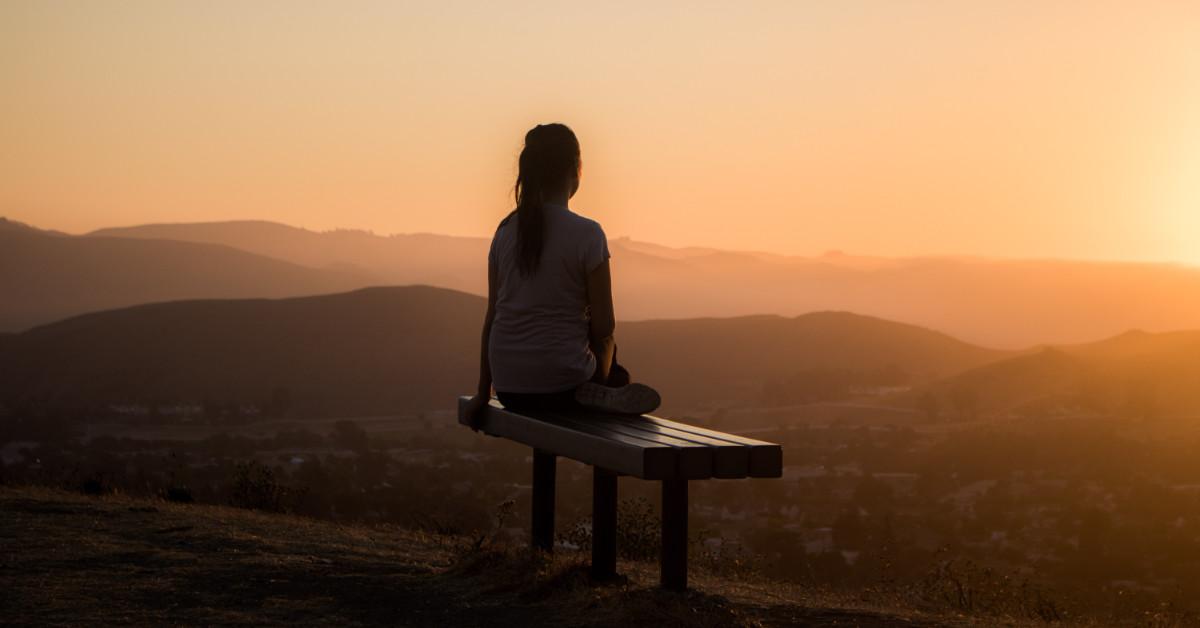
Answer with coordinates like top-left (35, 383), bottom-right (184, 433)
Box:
top-left (457, 396), bottom-right (783, 591)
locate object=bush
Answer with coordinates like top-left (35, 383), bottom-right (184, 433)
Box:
top-left (228, 461), bottom-right (291, 512)
top-left (165, 486), bottom-right (194, 503)
top-left (917, 556), bottom-right (1063, 622)
top-left (560, 497), bottom-right (661, 561)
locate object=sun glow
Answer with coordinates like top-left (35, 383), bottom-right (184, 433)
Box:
top-left (1155, 126), bottom-right (1200, 266)
top-left (2, 2), bottom-right (1200, 264)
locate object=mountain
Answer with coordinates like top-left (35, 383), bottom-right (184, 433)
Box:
top-left (88, 220), bottom-right (1200, 348)
top-left (911, 330), bottom-right (1200, 420)
top-left (617, 312), bottom-right (1008, 408)
top-left (90, 220), bottom-right (485, 294)
top-left (0, 216), bottom-right (68, 236)
top-left (0, 287), bottom-right (1006, 418)
top-left (0, 286), bottom-right (482, 417)
top-left (0, 226), bottom-right (375, 332)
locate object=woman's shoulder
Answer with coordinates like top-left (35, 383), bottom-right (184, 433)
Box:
top-left (558, 206), bottom-right (605, 235)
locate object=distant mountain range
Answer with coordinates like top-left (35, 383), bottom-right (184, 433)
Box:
top-left (0, 286), bottom-right (1007, 417)
top-left (3, 283), bottom-right (1197, 421)
top-left (0, 218), bottom-right (372, 332)
top-left (84, 219), bottom-right (1200, 347)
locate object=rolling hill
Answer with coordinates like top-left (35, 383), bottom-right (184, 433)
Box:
top-left (910, 330), bottom-right (1200, 420)
top-left (89, 219), bottom-right (1200, 348)
top-left (90, 220), bottom-right (485, 294)
top-left (617, 312), bottom-right (1009, 408)
top-left (0, 222), bottom-right (374, 332)
top-left (0, 286), bottom-right (1008, 418)
top-left (0, 286), bottom-right (482, 417)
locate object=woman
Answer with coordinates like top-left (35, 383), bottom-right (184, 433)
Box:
top-left (464, 123), bottom-right (660, 427)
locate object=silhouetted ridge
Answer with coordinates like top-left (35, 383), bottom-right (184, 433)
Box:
top-left (0, 286), bottom-right (483, 417)
top-left (79, 218), bottom-right (1200, 347)
top-left (911, 335), bottom-right (1200, 419)
top-left (0, 287), bottom-right (1008, 418)
top-left (0, 226), bottom-right (373, 332)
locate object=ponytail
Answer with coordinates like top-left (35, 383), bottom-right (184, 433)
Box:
top-left (512, 123), bottom-right (580, 276)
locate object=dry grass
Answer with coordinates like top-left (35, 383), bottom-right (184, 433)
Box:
top-left (2, 485), bottom-right (994, 627)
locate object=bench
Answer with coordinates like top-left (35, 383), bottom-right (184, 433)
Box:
top-left (457, 396), bottom-right (783, 591)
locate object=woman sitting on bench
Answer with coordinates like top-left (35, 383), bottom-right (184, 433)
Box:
top-left (464, 122), bottom-right (660, 426)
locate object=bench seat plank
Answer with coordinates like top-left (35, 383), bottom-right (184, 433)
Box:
top-left (539, 412), bottom-right (715, 479)
top-left (458, 398), bottom-right (676, 478)
top-left (594, 416), bottom-right (750, 479)
top-left (626, 414), bottom-right (784, 478)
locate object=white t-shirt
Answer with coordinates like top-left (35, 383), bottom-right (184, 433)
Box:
top-left (488, 203), bottom-right (611, 393)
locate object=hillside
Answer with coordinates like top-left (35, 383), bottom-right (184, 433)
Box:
top-left (0, 216), bottom-right (69, 236)
top-left (0, 287), bottom-right (1006, 418)
top-left (0, 286), bottom-right (482, 417)
top-left (91, 220), bottom-right (484, 293)
top-left (0, 486), bottom-right (967, 627)
top-left (0, 226), bottom-right (374, 332)
top-left (618, 312), bottom-right (1008, 408)
top-left (910, 330), bottom-right (1200, 419)
top-left (87, 219), bottom-right (1200, 347)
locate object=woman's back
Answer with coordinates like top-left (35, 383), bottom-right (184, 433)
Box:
top-left (487, 203), bottom-right (610, 393)
top-left (464, 121), bottom-right (658, 424)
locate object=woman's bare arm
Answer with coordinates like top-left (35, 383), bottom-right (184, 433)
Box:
top-left (465, 254), bottom-right (498, 428)
top-left (477, 254), bottom-right (499, 396)
top-left (586, 259), bottom-right (616, 383)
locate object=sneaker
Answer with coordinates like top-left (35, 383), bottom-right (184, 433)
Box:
top-left (575, 382), bottom-right (662, 415)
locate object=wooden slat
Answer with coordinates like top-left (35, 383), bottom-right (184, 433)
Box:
top-left (599, 415), bottom-right (750, 479)
top-left (541, 412), bottom-right (714, 480)
top-left (458, 397), bottom-right (676, 479)
top-left (634, 414), bottom-right (784, 478)
top-left (571, 410), bottom-right (777, 478)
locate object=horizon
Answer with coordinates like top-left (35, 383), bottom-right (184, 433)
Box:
top-left (10, 214), bottom-right (1200, 270)
top-left (4, 2), bottom-right (1199, 265)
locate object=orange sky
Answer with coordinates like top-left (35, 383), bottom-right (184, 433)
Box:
top-left (2, 2), bottom-right (1198, 263)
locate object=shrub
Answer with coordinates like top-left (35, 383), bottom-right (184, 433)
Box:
top-left (165, 486), bottom-right (194, 503)
top-left (228, 461), bottom-right (290, 512)
top-left (560, 497), bottom-right (661, 561)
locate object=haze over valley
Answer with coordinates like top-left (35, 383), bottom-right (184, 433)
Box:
top-left (8, 217), bottom-right (1200, 348)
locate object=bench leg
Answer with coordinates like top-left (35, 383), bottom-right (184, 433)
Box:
top-left (592, 467), bottom-right (618, 580)
top-left (531, 449), bottom-right (556, 552)
top-left (661, 479), bottom-right (688, 591)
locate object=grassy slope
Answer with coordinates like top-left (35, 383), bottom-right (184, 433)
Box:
top-left (0, 486), bottom-right (973, 627)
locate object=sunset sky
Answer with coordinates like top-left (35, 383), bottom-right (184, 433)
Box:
top-left (2, 1), bottom-right (1198, 264)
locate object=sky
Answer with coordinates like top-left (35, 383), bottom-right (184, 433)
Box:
top-left (2, 1), bottom-right (1198, 263)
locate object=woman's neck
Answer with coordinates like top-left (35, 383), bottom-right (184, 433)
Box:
top-left (542, 188), bottom-right (570, 208)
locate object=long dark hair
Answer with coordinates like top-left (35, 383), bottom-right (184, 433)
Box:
top-left (512, 123), bottom-right (580, 276)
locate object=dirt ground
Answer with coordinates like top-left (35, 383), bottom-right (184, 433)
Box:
top-left (0, 486), bottom-right (980, 627)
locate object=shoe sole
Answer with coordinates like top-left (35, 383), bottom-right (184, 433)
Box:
top-left (575, 382), bottom-right (662, 415)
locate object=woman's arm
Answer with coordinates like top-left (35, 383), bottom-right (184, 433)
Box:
top-left (465, 254), bottom-right (499, 429)
top-left (586, 259), bottom-right (616, 383)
